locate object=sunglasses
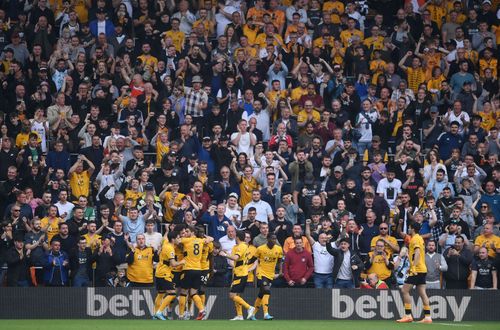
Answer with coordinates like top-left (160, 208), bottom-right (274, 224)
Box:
top-left (380, 227), bottom-right (388, 230)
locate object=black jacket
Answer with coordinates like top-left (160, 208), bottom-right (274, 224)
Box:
top-left (69, 247), bottom-right (97, 280)
top-left (5, 247), bottom-right (29, 286)
top-left (443, 246), bottom-right (473, 282)
top-left (326, 242), bottom-right (364, 287)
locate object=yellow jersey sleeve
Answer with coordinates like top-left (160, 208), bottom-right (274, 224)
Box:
top-left (232, 243), bottom-right (249, 277)
top-left (156, 243), bottom-right (175, 280)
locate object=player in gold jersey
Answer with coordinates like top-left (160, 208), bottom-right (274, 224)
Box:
top-left (198, 239), bottom-right (214, 308)
top-left (178, 226), bottom-right (213, 320)
top-left (219, 230), bottom-right (256, 321)
top-left (249, 233), bottom-right (283, 320)
top-left (153, 231), bottom-right (185, 320)
top-left (397, 222), bottom-right (432, 324)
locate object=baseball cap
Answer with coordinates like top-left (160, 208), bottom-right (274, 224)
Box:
top-left (430, 106), bottom-right (439, 113)
top-left (229, 192), bottom-right (239, 199)
top-left (96, 8), bottom-right (106, 14)
top-left (372, 135), bottom-right (381, 142)
top-left (334, 166), bottom-right (343, 173)
top-left (144, 182), bottom-right (154, 191)
top-left (189, 153), bottom-right (198, 160)
top-left (192, 75), bottom-right (203, 83)
top-left (219, 135), bottom-right (229, 141)
top-left (168, 151), bottom-right (177, 157)
top-left (202, 136), bottom-right (212, 141)
top-left (483, 0), bottom-right (492, 5)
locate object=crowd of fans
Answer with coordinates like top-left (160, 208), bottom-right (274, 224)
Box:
top-left (0, 0), bottom-right (498, 290)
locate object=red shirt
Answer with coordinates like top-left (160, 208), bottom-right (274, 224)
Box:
top-left (187, 192), bottom-right (211, 218)
top-left (283, 248), bottom-right (314, 283)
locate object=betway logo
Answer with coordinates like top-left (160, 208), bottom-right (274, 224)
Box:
top-left (332, 290), bottom-right (471, 321)
top-left (86, 288), bottom-right (216, 318)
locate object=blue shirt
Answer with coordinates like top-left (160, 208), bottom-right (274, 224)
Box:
top-left (121, 215), bottom-right (145, 243)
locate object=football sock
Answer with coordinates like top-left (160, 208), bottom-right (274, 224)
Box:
top-left (154, 293), bottom-right (165, 313)
top-left (262, 294), bottom-right (270, 315)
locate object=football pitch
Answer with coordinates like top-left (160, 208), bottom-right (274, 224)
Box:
top-left (5, 320), bottom-right (500, 330)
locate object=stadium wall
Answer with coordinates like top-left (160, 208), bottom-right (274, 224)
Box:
top-left (0, 288), bottom-right (498, 321)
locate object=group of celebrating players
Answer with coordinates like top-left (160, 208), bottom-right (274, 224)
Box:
top-left (150, 224), bottom-right (282, 321)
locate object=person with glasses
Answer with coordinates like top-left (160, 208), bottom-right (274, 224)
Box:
top-left (365, 238), bottom-right (395, 287)
top-left (371, 222), bottom-right (400, 257)
top-left (8, 205), bottom-right (31, 236)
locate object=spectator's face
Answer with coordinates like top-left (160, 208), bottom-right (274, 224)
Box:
top-left (292, 225), bottom-right (302, 236)
top-left (51, 241), bottom-right (61, 253)
top-left (260, 224), bottom-right (269, 235)
top-left (339, 241), bottom-right (349, 252)
top-left (248, 210), bottom-right (256, 221)
top-left (295, 239), bottom-right (303, 250)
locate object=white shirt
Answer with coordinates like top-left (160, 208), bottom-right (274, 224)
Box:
top-left (312, 241), bottom-right (334, 274)
top-left (231, 131), bottom-right (256, 157)
top-left (337, 248), bottom-right (352, 280)
top-left (219, 234), bottom-right (236, 266)
top-left (144, 232), bottom-right (163, 251)
top-left (225, 207), bottom-right (242, 223)
top-left (97, 20), bottom-right (106, 35)
top-left (242, 200), bottom-right (273, 223)
top-left (356, 110), bottom-right (379, 143)
top-left (376, 178), bottom-right (402, 208)
top-left (444, 111), bottom-right (470, 135)
top-left (55, 201), bottom-right (75, 220)
top-left (249, 109), bottom-right (271, 142)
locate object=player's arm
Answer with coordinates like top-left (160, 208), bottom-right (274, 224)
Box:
top-left (169, 257), bottom-right (185, 268)
top-left (412, 246), bottom-right (421, 272)
top-left (219, 250), bottom-right (240, 262)
top-left (248, 258), bottom-right (258, 272)
top-left (204, 235), bottom-right (214, 244)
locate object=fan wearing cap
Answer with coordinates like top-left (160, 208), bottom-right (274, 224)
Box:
top-left (198, 136), bottom-right (216, 174)
top-left (422, 106), bottom-right (444, 149)
top-left (89, 8), bottom-right (115, 37)
top-left (181, 75), bottom-right (208, 127)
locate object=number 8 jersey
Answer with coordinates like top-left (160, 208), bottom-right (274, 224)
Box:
top-left (181, 236), bottom-right (205, 271)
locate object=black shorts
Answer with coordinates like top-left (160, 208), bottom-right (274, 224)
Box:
top-left (230, 275), bottom-right (248, 293)
top-left (405, 272), bottom-right (427, 286)
top-left (172, 272), bottom-right (182, 287)
top-left (200, 270), bottom-right (210, 286)
top-left (180, 270), bottom-right (202, 290)
top-left (156, 277), bottom-right (175, 292)
top-left (257, 276), bottom-right (273, 288)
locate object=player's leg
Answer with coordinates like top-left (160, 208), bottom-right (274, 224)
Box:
top-left (229, 292), bottom-right (244, 320)
top-left (252, 280), bottom-right (265, 317)
top-left (158, 289), bottom-right (177, 317)
top-left (416, 284), bottom-right (432, 323)
top-left (178, 272), bottom-right (189, 319)
top-left (230, 276), bottom-right (255, 319)
top-left (396, 283), bottom-right (414, 323)
top-left (199, 271), bottom-right (208, 305)
top-left (154, 291), bottom-right (165, 315)
top-left (261, 278), bottom-right (273, 320)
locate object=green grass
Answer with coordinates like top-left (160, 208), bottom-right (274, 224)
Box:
top-left (4, 320), bottom-right (500, 330)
